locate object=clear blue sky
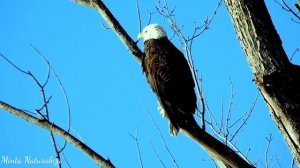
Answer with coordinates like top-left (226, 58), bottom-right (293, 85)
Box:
top-left (0, 0), bottom-right (299, 167)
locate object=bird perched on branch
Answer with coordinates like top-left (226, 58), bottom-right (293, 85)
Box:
top-left (138, 24), bottom-right (198, 136)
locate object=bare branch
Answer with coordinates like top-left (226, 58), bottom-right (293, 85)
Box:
top-left (291, 158), bottom-right (296, 168)
top-left (146, 10), bottom-right (156, 26)
top-left (129, 126), bottom-right (143, 168)
top-left (181, 125), bottom-right (254, 168)
top-left (274, 0), bottom-right (300, 22)
top-left (0, 53), bottom-right (28, 74)
top-left (142, 101), bottom-right (180, 168)
top-left (265, 134), bottom-right (273, 168)
top-left (0, 101), bottom-right (115, 168)
top-left (289, 46), bottom-right (300, 61)
top-left (187, 0), bottom-right (223, 40)
top-left (229, 94), bottom-right (258, 142)
top-left (30, 44), bottom-right (71, 152)
top-left (147, 138), bottom-right (167, 168)
top-left (100, 21), bottom-right (111, 29)
top-left (205, 86), bottom-right (255, 166)
top-left (197, 75), bottom-right (206, 130)
top-left (135, 0), bottom-right (142, 33)
top-left (49, 132), bottom-right (62, 168)
top-left (36, 96), bottom-right (52, 114)
top-left (220, 98), bottom-right (225, 134)
top-left (225, 78), bottom-right (235, 144)
top-left (73, 0), bottom-right (143, 63)
top-left (206, 99), bottom-right (221, 134)
top-left (61, 150), bottom-right (72, 168)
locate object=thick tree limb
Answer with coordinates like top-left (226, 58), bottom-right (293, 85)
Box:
top-left (0, 101), bottom-right (115, 168)
top-left (181, 125), bottom-right (254, 168)
top-left (73, 0), bottom-right (143, 63)
top-left (224, 0), bottom-right (300, 165)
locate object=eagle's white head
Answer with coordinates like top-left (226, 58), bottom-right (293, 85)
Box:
top-left (138, 24), bottom-right (167, 41)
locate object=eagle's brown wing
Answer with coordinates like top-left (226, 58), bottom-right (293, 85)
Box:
top-left (143, 38), bottom-right (197, 135)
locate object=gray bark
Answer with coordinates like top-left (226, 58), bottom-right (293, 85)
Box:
top-left (224, 0), bottom-right (300, 165)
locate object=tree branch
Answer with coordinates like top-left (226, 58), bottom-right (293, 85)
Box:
top-left (73, 0), bottom-right (143, 63)
top-left (129, 126), bottom-right (143, 168)
top-left (30, 44), bottom-right (72, 152)
top-left (274, 0), bottom-right (300, 22)
top-left (181, 125), bottom-right (254, 168)
top-left (0, 101), bottom-right (115, 168)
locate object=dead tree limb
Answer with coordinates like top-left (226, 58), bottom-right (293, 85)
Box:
top-left (0, 101), bottom-right (115, 168)
top-left (73, 0), bottom-right (143, 63)
top-left (181, 125), bottom-right (253, 168)
top-left (224, 0), bottom-right (300, 165)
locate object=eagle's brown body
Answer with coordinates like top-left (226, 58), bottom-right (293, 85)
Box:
top-left (142, 37), bottom-right (197, 135)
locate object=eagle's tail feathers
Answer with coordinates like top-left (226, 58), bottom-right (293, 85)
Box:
top-left (169, 124), bottom-right (179, 136)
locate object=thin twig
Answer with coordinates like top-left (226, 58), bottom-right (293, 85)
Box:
top-left (61, 149), bottom-right (72, 168)
top-left (265, 134), bottom-right (273, 168)
top-left (35, 109), bottom-right (47, 120)
top-left (100, 21), bottom-right (111, 29)
top-left (206, 99), bottom-right (221, 134)
top-left (246, 148), bottom-right (251, 159)
top-left (147, 138), bottom-right (167, 168)
top-left (30, 44), bottom-right (71, 152)
top-left (289, 46), bottom-right (300, 61)
top-left (141, 101), bottom-right (180, 168)
top-left (129, 126), bottom-right (144, 168)
top-left (220, 98), bottom-right (225, 134)
top-left (136, 0), bottom-right (142, 33)
top-left (49, 132), bottom-right (62, 168)
top-left (0, 53), bottom-right (28, 74)
top-left (146, 10), bottom-right (155, 25)
top-left (229, 94), bottom-right (258, 141)
top-left (205, 91), bottom-right (255, 165)
top-left (225, 78), bottom-right (235, 142)
top-left (36, 96), bottom-right (52, 113)
top-left (291, 158), bottom-right (295, 168)
top-left (281, 0), bottom-right (300, 20)
top-left (274, 0), bottom-right (300, 21)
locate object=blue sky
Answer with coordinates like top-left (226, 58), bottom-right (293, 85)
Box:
top-left (0, 0), bottom-right (299, 167)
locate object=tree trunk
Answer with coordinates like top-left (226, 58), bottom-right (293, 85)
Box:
top-left (224, 0), bottom-right (300, 165)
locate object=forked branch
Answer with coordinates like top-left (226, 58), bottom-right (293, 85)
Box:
top-left (0, 101), bottom-right (115, 168)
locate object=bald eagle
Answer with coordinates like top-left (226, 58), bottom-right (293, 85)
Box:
top-left (138, 24), bottom-right (197, 136)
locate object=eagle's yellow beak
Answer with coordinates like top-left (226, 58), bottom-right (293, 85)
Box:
top-left (137, 32), bottom-right (143, 40)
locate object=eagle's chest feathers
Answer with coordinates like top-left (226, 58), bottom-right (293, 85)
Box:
top-left (143, 39), bottom-right (171, 85)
